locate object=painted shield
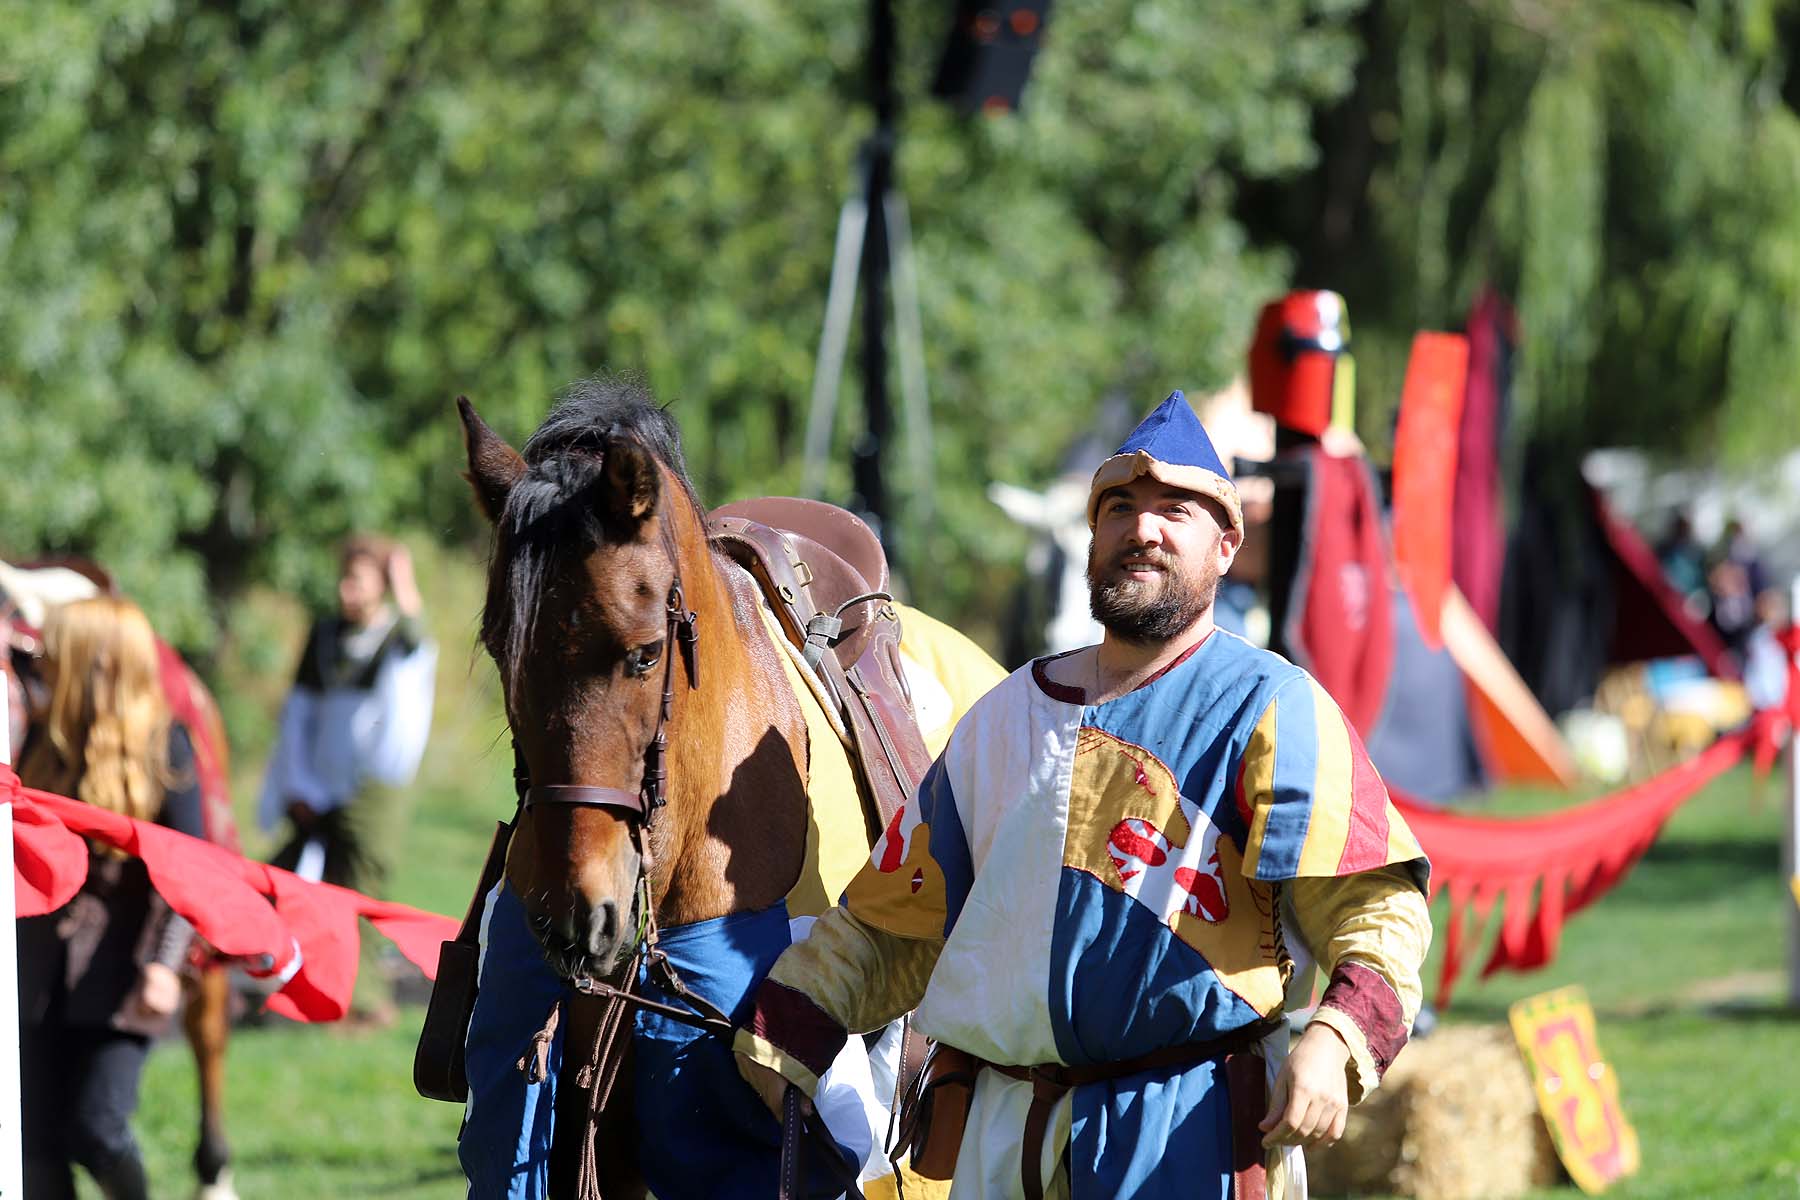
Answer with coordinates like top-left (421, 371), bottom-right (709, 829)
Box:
top-left (1508, 986), bottom-right (1639, 1194)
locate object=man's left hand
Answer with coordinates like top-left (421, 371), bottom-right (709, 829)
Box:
top-left (1259, 1021), bottom-right (1351, 1149)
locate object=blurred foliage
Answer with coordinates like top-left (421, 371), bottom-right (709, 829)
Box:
top-left (1260, 0), bottom-right (1800, 472)
top-left (4, 0), bottom-right (1799, 662)
top-left (0, 0), bottom-right (1357, 656)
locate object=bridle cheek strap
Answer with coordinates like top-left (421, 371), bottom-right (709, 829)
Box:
top-left (519, 570), bottom-right (697, 827)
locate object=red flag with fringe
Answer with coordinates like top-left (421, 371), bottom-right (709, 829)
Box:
top-left (1397, 730), bottom-right (1751, 1007)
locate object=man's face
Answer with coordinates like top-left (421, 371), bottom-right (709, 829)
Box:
top-left (337, 554), bottom-right (387, 626)
top-left (1087, 477), bottom-right (1241, 645)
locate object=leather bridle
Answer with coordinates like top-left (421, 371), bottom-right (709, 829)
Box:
top-left (520, 579), bottom-right (699, 824)
top-left (510, 510), bottom-right (701, 966)
top-left (503, 519), bottom-right (863, 1200)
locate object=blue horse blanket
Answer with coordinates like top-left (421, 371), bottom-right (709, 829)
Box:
top-left (458, 885), bottom-right (859, 1199)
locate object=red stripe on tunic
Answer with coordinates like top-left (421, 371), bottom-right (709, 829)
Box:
top-left (1336, 719), bottom-right (1391, 873)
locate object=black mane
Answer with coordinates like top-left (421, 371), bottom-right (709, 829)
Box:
top-left (483, 374), bottom-right (702, 697)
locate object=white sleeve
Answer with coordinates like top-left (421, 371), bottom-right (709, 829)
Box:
top-left (259, 689), bottom-right (330, 830)
top-left (360, 640), bottom-right (438, 786)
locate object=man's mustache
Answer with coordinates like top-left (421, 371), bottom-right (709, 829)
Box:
top-left (1105, 548), bottom-right (1174, 573)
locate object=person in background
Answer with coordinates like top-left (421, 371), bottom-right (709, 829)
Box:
top-left (1707, 517), bottom-right (1770, 665)
top-left (260, 534), bottom-right (437, 1026)
top-left (1718, 517), bottom-right (1769, 597)
top-left (17, 597), bottom-right (206, 1200)
top-left (1653, 511), bottom-right (1708, 617)
top-left (1743, 587), bottom-right (1791, 715)
top-left (1708, 559), bottom-right (1758, 666)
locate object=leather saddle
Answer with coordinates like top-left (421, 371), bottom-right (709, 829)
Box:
top-left (709, 497), bottom-right (934, 841)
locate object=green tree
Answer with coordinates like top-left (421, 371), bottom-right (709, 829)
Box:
top-left (1, 0), bottom-right (1361, 655)
top-left (1263, 0), bottom-right (1800, 469)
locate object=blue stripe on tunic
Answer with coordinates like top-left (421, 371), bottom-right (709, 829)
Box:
top-left (1255, 680), bottom-right (1322, 879)
top-left (1049, 871), bottom-right (1264, 1065)
top-left (916, 758), bottom-right (975, 936)
top-left (1072, 1053), bottom-right (1237, 1200)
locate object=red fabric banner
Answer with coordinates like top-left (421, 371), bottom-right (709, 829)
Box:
top-left (1397, 730), bottom-right (1752, 1007)
top-left (1390, 332), bottom-right (1469, 650)
top-left (6, 765), bottom-right (457, 1022)
top-left (1285, 450), bottom-right (1395, 737)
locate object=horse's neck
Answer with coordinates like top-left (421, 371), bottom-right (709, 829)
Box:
top-left (653, 545), bottom-right (811, 927)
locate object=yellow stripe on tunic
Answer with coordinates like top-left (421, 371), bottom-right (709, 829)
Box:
top-left (1239, 700), bottom-right (1279, 876)
top-left (1296, 679), bottom-right (1356, 876)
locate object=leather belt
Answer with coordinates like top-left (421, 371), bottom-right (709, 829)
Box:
top-left (982, 1014), bottom-right (1285, 1200)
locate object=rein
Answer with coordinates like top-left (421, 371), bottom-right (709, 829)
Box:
top-left (505, 516), bottom-right (863, 1200)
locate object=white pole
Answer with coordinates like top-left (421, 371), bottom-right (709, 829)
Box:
top-left (0, 681), bottom-right (23, 1198)
top-left (802, 188), bottom-right (870, 499)
top-left (1787, 577), bottom-right (1800, 1010)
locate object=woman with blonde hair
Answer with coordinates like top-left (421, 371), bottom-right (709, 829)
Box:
top-left (17, 595), bottom-right (207, 1200)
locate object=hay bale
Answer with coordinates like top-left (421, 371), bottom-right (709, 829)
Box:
top-left (1307, 1024), bottom-right (1563, 1199)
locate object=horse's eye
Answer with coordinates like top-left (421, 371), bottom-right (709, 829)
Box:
top-left (625, 640), bottom-right (664, 678)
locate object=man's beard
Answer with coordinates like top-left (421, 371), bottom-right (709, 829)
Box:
top-left (1087, 536), bottom-right (1222, 645)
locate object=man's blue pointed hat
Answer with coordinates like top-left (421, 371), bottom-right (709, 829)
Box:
top-left (1086, 391), bottom-right (1242, 534)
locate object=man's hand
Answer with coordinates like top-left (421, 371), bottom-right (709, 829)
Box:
top-left (1260, 1021), bottom-right (1352, 1149)
top-left (131, 962), bottom-right (183, 1020)
top-left (735, 1051), bottom-right (793, 1120)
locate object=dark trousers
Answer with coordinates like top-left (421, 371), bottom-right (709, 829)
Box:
top-left (22, 1020), bottom-right (151, 1200)
top-left (271, 780), bottom-right (409, 1013)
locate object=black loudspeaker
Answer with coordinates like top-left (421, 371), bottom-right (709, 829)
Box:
top-left (931, 0), bottom-right (1053, 115)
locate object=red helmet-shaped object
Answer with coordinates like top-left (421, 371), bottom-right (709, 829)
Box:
top-left (1248, 289), bottom-right (1355, 438)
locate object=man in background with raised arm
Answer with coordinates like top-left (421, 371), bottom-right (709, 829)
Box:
top-left (261, 534), bottom-right (437, 1027)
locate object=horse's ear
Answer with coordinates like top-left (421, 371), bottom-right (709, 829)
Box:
top-left (602, 438), bottom-right (660, 525)
top-left (458, 396), bottom-right (526, 524)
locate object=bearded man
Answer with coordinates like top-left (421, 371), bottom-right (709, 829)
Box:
top-left (736, 392), bottom-right (1432, 1199)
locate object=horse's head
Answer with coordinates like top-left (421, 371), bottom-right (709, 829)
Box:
top-left (459, 382), bottom-right (712, 981)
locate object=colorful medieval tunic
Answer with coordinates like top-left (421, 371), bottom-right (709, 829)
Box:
top-left (740, 629), bottom-right (1432, 1199)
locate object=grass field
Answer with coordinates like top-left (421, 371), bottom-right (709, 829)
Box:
top-left (105, 553), bottom-right (1800, 1197)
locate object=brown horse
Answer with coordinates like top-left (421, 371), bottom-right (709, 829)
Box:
top-left (459, 380), bottom-right (832, 1195)
top-left (1, 575), bottom-right (239, 1200)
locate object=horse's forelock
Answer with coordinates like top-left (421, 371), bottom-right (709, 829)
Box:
top-left (481, 376), bottom-right (705, 705)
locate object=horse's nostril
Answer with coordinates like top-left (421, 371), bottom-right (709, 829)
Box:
top-left (550, 908), bottom-right (581, 953)
top-left (585, 900), bottom-right (620, 958)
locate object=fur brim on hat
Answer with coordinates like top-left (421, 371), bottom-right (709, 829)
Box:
top-left (1086, 450), bottom-right (1245, 535)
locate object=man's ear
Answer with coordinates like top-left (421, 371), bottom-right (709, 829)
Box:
top-left (601, 438), bottom-right (660, 527)
top-left (458, 396), bottom-right (526, 524)
top-left (1217, 525), bottom-right (1244, 572)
